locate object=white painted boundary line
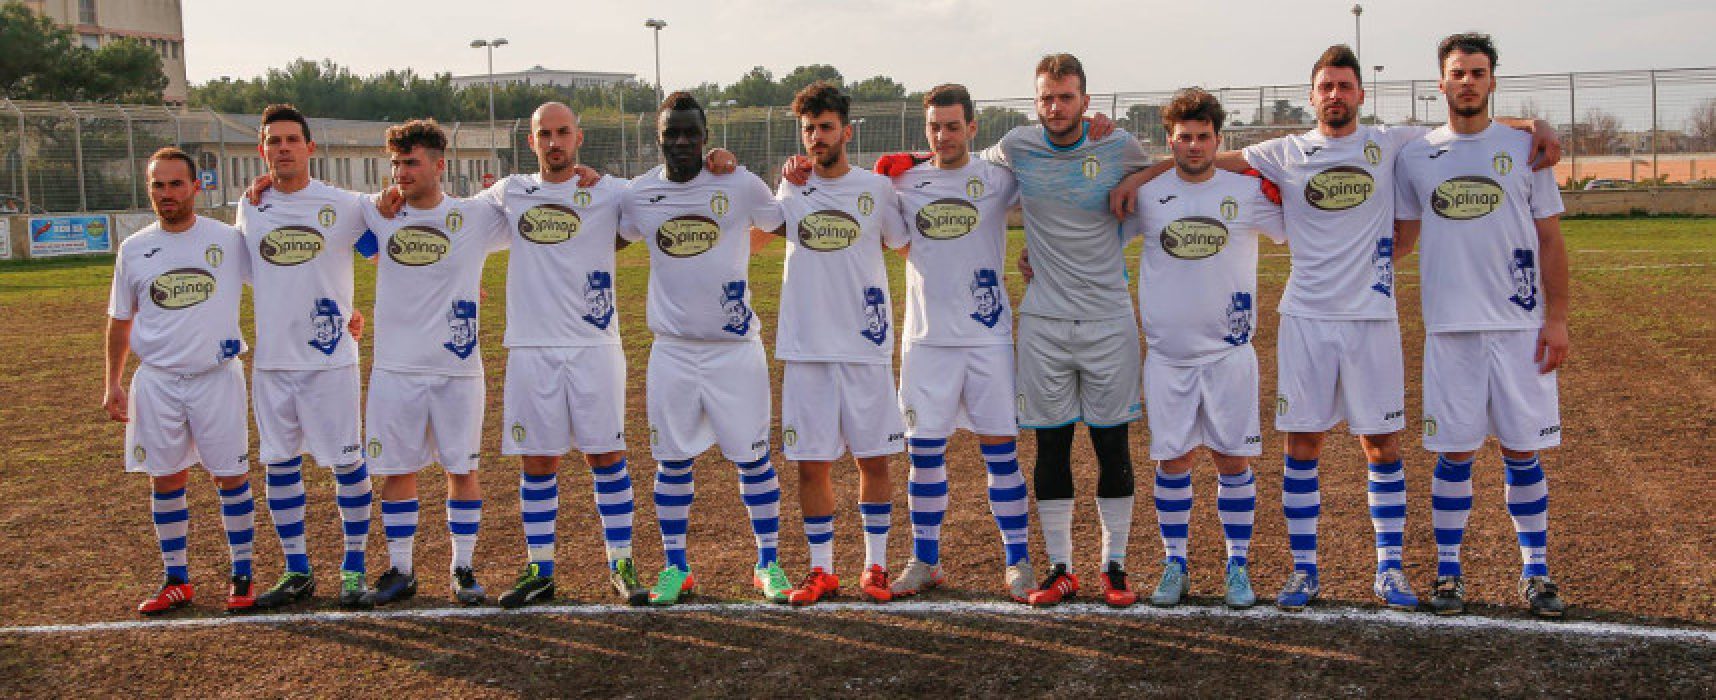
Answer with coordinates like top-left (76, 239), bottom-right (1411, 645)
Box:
top-left (5, 600), bottom-right (1714, 644)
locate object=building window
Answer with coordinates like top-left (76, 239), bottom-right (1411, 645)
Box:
top-left (79, 0), bottom-right (96, 24)
top-left (79, 33), bottom-right (100, 49)
top-left (171, 41), bottom-right (179, 60)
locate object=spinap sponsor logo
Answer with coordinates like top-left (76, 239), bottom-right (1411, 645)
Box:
top-left (259, 226), bottom-right (325, 265)
top-left (1305, 166), bottom-right (1374, 211)
top-left (1431, 176), bottom-right (1504, 220)
top-left (149, 268), bottom-right (216, 309)
top-left (1160, 216), bottom-right (1230, 259)
top-left (966, 176), bottom-right (985, 199)
top-left (710, 191), bottom-right (730, 217)
top-left (387, 226), bottom-right (450, 265)
top-left (518, 204), bottom-right (582, 244)
top-left (797, 210), bottom-right (862, 251)
top-left (656, 215), bottom-right (721, 257)
top-left (317, 204), bottom-right (337, 228)
top-left (914, 199), bottom-right (980, 239)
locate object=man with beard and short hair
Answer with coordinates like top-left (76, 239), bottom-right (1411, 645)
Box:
top-left (1393, 33), bottom-right (1569, 618)
top-left (1112, 44), bottom-right (1560, 612)
top-left (618, 92), bottom-right (792, 605)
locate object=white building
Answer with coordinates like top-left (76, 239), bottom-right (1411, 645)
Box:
top-left (449, 65), bottom-right (637, 91)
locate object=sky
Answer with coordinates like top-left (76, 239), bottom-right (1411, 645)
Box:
top-left (183, 0), bottom-right (1716, 99)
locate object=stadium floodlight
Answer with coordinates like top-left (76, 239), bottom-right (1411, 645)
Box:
top-left (471, 37), bottom-right (509, 180)
top-left (644, 19), bottom-right (668, 106)
top-left (852, 117), bottom-right (867, 160)
top-left (1351, 4), bottom-right (1363, 62)
top-left (1373, 65), bottom-right (1384, 120)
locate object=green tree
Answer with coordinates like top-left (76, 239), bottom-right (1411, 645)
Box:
top-left (779, 64), bottom-right (844, 97)
top-left (0, 2), bottom-right (168, 103)
top-left (848, 75), bottom-right (907, 102)
top-left (725, 66), bottom-right (782, 107)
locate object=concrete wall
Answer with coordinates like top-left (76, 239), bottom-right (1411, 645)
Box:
top-left (1561, 187), bottom-right (1716, 216)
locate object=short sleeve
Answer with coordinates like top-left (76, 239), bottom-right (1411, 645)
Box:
top-left (876, 186), bottom-right (909, 250)
top-left (1529, 167), bottom-right (1566, 219)
top-left (359, 193), bottom-right (387, 234)
top-left (1119, 202), bottom-right (1145, 243)
top-left (332, 188), bottom-right (371, 249)
top-left (744, 170), bottom-right (785, 232)
top-left (107, 250), bottom-right (135, 320)
top-left (230, 226), bottom-right (253, 285)
top-left (480, 206), bottom-right (511, 253)
top-left (1382, 125), bottom-right (1432, 152)
top-left (1119, 133), bottom-right (1151, 173)
top-left (1394, 155), bottom-right (1424, 221)
top-left (1241, 138), bottom-right (1288, 183)
top-left (1248, 189), bottom-right (1286, 244)
top-left (997, 168), bottom-right (1021, 208)
top-left (617, 182), bottom-right (645, 242)
top-left (978, 130), bottom-right (1013, 171)
top-left (472, 178), bottom-right (507, 213)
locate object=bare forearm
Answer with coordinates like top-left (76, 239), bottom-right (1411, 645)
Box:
top-left (1214, 151), bottom-right (1251, 173)
top-left (1538, 217), bottom-right (1570, 322)
top-left (1393, 220), bottom-right (1421, 259)
top-left (104, 318), bottom-right (131, 387)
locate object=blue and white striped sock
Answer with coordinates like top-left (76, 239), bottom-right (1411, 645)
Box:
top-left (1154, 467), bottom-right (1193, 564)
top-left (1504, 455), bottom-right (1550, 579)
top-left (1282, 457), bottom-right (1321, 576)
top-left (520, 472), bottom-right (558, 578)
top-left (218, 481), bottom-right (255, 579)
top-left (654, 459), bottom-right (695, 572)
top-left (736, 454), bottom-right (781, 568)
top-left (859, 502), bottom-right (891, 568)
top-left (1431, 455), bottom-right (1474, 577)
top-left (447, 499), bottom-right (482, 571)
top-left (265, 458), bottom-right (310, 574)
top-left (1367, 459), bottom-right (1407, 572)
top-left (907, 438), bottom-right (949, 566)
top-left (381, 498), bottom-right (418, 574)
top-left (1217, 469), bottom-right (1257, 567)
top-left (982, 440), bottom-right (1030, 566)
top-left (151, 487), bottom-right (190, 582)
top-left (332, 461), bottom-right (372, 573)
top-left (804, 515), bottom-right (835, 573)
top-left (591, 459), bottom-right (635, 567)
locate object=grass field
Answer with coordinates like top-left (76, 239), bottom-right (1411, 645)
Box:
top-left (1, 218), bottom-right (1713, 695)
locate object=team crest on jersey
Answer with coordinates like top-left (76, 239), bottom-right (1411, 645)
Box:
top-left (443, 299), bottom-right (479, 359)
top-left (581, 270), bottom-right (615, 329)
top-left (1509, 249), bottom-right (1539, 311)
top-left (511, 423), bottom-right (526, 444)
top-left (1223, 292), bottom-right (1254, 346)
top-left (1220, 196), bottom-right (1239, 221)
top-left (204, 244), bottom-right (224, 268)
top-left (133, 445), bottom-right (146, 463)
top-left (308, 298), bottom-right (345, 355)
top-left (650, 425), bottom-right (660, 446)
top-left (710, 191), bottom-right (730, 217)
top-left (782, 426), bottom-right (798, 447)
top-left (317, 204), bottom-right (337, 228)
top-left (367, 438), bottom-right (382, 458)
top-left (1372, 238), bottom-right (1395, 298)
top-left (859, 286), bottom-right (889, 345)
top-left (1493, 151), bottom-right (1514, 176)
top-left (720, 280), bottom-right (754, 336)
top-left (1423, 416), bottom-right (1439, 438)
top-left (970, 268), bottom-right (1004, 328)
top-left (573, 189), bottom-right (593, 208)
top-left (1276, 396), bottom-right (1289, 417)
top-left (903, 408), bottom-right (917, 431)
top-left (1364, 140), bottom-right (1383, 166)
top-left (857, 192), bottom-right (876, 216)
top-left (966, 176), bottom-right (985, 199)
top-left (1081, 155), bottom-right (1101, 180)
top-left (445, 209), bottom-right (465, 233)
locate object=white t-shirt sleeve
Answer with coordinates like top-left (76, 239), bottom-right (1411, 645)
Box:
top-left (1119, 193), bottom-right (1146, 243)
top-left (482, 210), bottom-right (511, 253)
top-left (472, 179), bottom-right (507, 214)
top-left (1394, 155), bottom-right (1424, 221)
top-left (978, 138), bottom-right (1011, 170)
top-left (1248, 188), bottom-right (1287, 244)
top-left (877, 186), bottom-right (909, 250)
top-left (107, 250), bottom-right (134, 320)
top-left (1530, 167), bottom-right (1566, 219)
top-left (617, 183), bottom-right (645, 242)
top-left (1240, 138), bottom-right (1288, 183)
top-left (745, 171), bottom-right (785, 231)
top-left (1120, 133), bottom-right (1151, 173)
top-left (1383, 125), bottom-right (1432, 151)
top-left (232, 226), bottom-right (254, 285)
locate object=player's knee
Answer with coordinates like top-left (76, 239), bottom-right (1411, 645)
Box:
top-left (1360, 433), bottom-right (1402, 463)
top-left (797, 460), bottom-right (832, 483)
top-left (212, 473), bottom-right (249, 491)
top-left (584, 450), bottom-right (625, 468)
top-left (1089, 424), bottom-right (1134, 497)
top-left (1158, 454), bottom-right (1196, 475)
top-left (150, 470), bottom-right (191, 493)
top-left (1210, 453), bottom-right (1250, 475)
top-left (1442, 450), bottom-right (1479, 463)
top-left (1285, 432), bottom-right (1324, 460)
top-left (1499, 447), bottom-right (1537, 461)
top-left (521, 454), bottom-right (562, 476)
top-left (856, 455), bottom-right (891, 477)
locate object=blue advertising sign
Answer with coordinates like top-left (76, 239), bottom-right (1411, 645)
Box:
top-left (28, 215), bottom-right (113, 257)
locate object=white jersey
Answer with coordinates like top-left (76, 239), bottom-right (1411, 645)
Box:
top-left (475, 173), bottom-right (627, 347)
top-left (236, 180), bottom-right (369, 370)
top-left (1125, 169), bottom-right (1284, 366)
top-left (1243, 124), bottom-right (1428, 320)
top-left (775, 169), bottom-right (909, 363)
top-left (892, 158), bottom-right (1020, 347)
top-left (1395, 122), bottom-right (1565, 333)
top-left (363, 195), bottom-right (509, 376)
top-left (108, 216), bottom-right (250, 375)
top-left (620, 166), bottom-right (784, 342)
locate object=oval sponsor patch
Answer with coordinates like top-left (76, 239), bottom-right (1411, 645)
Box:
top-left (1304, 166), bottom-right (1375, 211)
top-left (656, 215), bottom-right (721, 257)
top-left (149, 268), bottom-right (216, 309)
top-left (387, 226), bottom-right (451, 266)
top-left (518, 204), bottom-right (582, 244)
top-left (914, 199), bottom-right (980, 240)
top-left (258, 226), bottom-right (325, 266)
top-left (798, 210), bottom-right (862, 251)
top-left (1160, 216), bottom-right (1230, 259)
top-left (1431, 176), bottom-right (1505, 220)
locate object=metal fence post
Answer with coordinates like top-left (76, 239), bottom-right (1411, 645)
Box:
top-left (900, 101), bottom-right (907, 152)
top-left (1567, 73), bottom-right (1578, 183)
top-left (7, 101), bottom-right (30, 214)
top-left (67, 104), bottom-right (88, 211)
top-left (209, 108), bottom-right (229, 207)
top-left (511, 117), bottom-right (521, 175)
top-left (121, 105), bottom-right (138, 210)
top-left (1650, 69), bottom-right (1659, 183)
top-left (764, 107), bottom-right (773, 182)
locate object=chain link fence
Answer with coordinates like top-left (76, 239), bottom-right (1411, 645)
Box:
top-left (4, 67), bottom-right (1713, 214)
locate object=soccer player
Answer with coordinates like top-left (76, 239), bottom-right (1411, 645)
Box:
top-left (456, 102), bottom-right (646, 609)
top-left (105, 148), bottom-right (257, 615)
top-left (1394, 33), bottom-right (1569, 618)
top-left (1118, 89), bottom-right (1283, 610)
top-left (236, 104), bottom-right (377, 610)
top-left (1111, 45), bottom-right (1559, 611)
top-left (619, 92), bottom-right (792, 605)
top-left (988, 54), bottom-right (1151, 608)
top-left (360, 119), bottom-right (509, 606)
top-left (762, 81), bottom-right (909, 606)
top-left (881, 84), bottom-right (1034, 602)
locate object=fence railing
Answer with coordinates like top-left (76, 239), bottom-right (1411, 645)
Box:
top-left (4, 67), bottom-right (1713, 214)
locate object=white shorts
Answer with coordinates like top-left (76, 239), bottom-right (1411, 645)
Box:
top-left (1016, 315), bottom-right (1143, 429)
top-left (782, 361), bottom-right (906, 461)
top-left (125, 360), bottom-right (250, 478)
top-left (253, 365), bottom-right (363, 467)
top-left (364, 369), bottom-right (485, 476)
top-left (503, 345), bottom-right (627, 456)
top-left (1274, 315), bottom-right (1406, 435)
top-left (1422, 330), bottom-right (1562, 453)
top-left (1144, 346), bottom-right (1264, 461)
top-left (899, 343), bottom-right (1018, 439)
top-left (647, 340), bottom-right (771, 463)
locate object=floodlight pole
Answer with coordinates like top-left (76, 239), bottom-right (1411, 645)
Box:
top-left (644, 19), bottom-right (667, 107)
top-left (471, 38), bottom-right (509, 178)
top-left (1352, 4), bottom-right (1363, 62)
